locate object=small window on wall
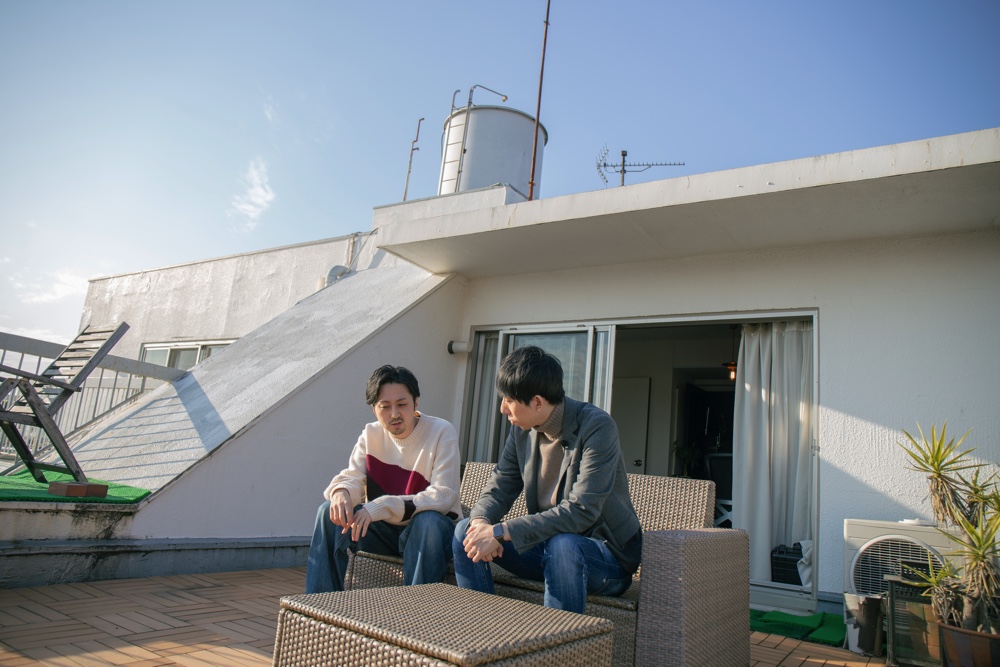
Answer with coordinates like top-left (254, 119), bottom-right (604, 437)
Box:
top-left (141, 348), bottom-right (170, 367)
top-left (140, 341), bottom-right (235, 371)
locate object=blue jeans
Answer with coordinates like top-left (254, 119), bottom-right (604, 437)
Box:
top-left (306, 501), bottom-right (455, 594)
top-left (451, 517), bottom-right (633, 613)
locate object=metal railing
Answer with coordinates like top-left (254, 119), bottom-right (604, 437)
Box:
top-left (0, 331), bottom-right (185, 468)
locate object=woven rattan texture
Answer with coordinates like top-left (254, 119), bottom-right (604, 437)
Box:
top-left (345, 556), bottom-right (636, 610)
top-left (460, 461), bottom-right (715, 531)
top-left (460, 462), bottom-right (530, 520)
top-left (345, 549), bottom-right (407, 589)
top-left (494, 582), bottom-right (638, 667)
top-left (350, 463), bottom-right (735, 666)
top-left (273, 608), bottom-right (452, 666)
top-left (274, 609), bottom-right (612, 667)
top-left (277, 584), bottom-right (612, 667)
top-left (635, 529), bottom-right (750, 667)
top-left (628, 472), bottom-right (715, 530)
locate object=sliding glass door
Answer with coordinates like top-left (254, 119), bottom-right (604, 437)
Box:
top-left (465, 326), bottom-right (613, 461)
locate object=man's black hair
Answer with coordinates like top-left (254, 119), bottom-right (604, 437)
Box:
top-left (496, 346), bottom-right (565, 405)
top-left (365, 365), bottom-right (420, 405)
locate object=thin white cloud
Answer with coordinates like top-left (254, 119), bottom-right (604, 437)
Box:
top-left (11, 271), bottom-right (89, 304)
top-left (228, 157), bottom-right (275, 232)
top-left (264, 96), bottom-right (279, 125)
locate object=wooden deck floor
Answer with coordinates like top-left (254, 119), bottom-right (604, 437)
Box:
top-left (0, 567), bottom-right (886, 666)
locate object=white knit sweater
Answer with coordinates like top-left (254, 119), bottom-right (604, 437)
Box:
top-left (323, 414), bottom-right (462, 525)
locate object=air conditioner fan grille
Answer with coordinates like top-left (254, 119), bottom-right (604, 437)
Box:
top-left (852, 536), bottom-right (943, 596)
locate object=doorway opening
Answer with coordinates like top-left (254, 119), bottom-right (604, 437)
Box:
top-left (463, 316), bottom-right (817, 607)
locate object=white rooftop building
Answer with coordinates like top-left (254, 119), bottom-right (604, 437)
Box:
top-left (3, 124), bottom-right (998, 615)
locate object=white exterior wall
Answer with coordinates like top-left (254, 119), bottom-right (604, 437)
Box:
top-left (81, 236), bottom-right (358, 359)
top-left (126, 275), bottom-right (468, 539)
top-left (451, 228), bottom-right (1000, 595)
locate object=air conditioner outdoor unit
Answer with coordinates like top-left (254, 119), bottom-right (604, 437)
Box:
top-left (843, 518), bottom-right (961, 596)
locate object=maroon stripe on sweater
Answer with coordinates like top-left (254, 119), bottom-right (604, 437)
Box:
top-left (365, 455), bottom-right (430, 502)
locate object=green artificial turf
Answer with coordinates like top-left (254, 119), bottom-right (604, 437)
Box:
top-left (750, 609), bottom-right (813, 640)
top-left (750, 609), bottom-right (847, 647)
top-left (0, 470), bottom-right (150, 504)
top-left (761, 609), bottom-right (824, 630)
top-left (806, 612), bottom-right (848, 647)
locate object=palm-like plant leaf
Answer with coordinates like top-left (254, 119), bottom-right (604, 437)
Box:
top-left (951, 511), bottom-right (1000, 595)
top-left (963, 470), bottom-right (1000, 524)
top-left (900, 423), bottom-right (975, 526)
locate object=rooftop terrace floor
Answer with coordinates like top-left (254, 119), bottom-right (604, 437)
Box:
top-left (0, 567), bottom-right (885, 666)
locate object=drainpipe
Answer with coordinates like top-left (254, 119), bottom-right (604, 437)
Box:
top-left (347, 233), bottom-right (357, 268)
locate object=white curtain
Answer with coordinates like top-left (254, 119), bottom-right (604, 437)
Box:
top-left (732, 321), bottom-right (814, 583)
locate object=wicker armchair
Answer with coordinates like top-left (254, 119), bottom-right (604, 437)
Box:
top-left (345, 461), bottom-right (750, 667)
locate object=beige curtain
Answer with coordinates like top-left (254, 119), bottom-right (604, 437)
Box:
top-left (732, 321), bottom-right (814, 584)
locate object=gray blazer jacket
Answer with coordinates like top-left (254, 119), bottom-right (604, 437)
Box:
top-left (470, 397), bottom-right (643, 573)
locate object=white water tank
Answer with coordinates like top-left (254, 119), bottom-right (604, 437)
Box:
top-left (438, 105), bottom-right (548, 198)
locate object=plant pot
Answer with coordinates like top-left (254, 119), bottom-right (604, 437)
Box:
top-left (938, 620), bottom-right (1000, 667)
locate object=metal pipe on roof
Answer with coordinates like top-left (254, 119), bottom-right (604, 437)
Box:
top-left (528, 0), bottom-right (551, 201)
top-left (403, 117), bottom-right (423, 201)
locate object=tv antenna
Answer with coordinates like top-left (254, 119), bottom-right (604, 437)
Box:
top-left (596, 146), bottom-right (684, 187)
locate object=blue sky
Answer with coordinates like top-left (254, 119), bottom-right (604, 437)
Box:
top-left (2, 1), bottom-right (998, 343)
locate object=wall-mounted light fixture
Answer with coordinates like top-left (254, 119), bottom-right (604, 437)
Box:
top-left (447, 341), bottom-right (470, 355)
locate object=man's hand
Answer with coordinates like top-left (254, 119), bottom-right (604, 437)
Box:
top-left (329, 490), bottom-right (374, 541)
top-left (349, 507), bottom-right (373, 541)
top-left (463, 520), bottom-right (504, 563)
top-left (329, 489), bottom-right (354, 529)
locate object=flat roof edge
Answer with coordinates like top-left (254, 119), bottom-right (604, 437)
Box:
top-left (88, 233), bottom-right (365, 284)
top-left (539, 126), bottom-right (1000, 219)
top-left (380, 128), bottom-right (1000, 234)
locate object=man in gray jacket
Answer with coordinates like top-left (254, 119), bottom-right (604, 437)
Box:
top-left (453, 346), bottom-right (642, 613)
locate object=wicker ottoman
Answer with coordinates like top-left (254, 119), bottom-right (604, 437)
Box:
top-left (273, 583), bottom-right (614, 666)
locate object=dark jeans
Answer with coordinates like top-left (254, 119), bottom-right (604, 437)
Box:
top-left (451, 517), bottom-right (633, 613)
top-left (305, 500), bottom-right (454, 594)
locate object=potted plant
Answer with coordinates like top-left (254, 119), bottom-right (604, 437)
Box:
top-left (899, 423), bottom-right (1000, 665)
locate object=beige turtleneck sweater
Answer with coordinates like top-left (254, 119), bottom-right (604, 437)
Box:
top-left (534, 401), bottom-right (565, 511)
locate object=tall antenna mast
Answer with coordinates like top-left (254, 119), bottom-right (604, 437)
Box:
top-left (596, 146), bottom-right (684, 187)
top-left (528, 0), bottom-right (551, 201)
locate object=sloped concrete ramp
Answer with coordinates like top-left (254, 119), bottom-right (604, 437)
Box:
top-left (64, 257), bottom-right (449, 493)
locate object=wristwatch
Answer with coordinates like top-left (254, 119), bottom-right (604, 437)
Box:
top-left (492, 523), bottom-right (505, 543)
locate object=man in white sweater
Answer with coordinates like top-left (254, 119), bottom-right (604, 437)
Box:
top-left (305, 365), bottom-right (462, 593)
